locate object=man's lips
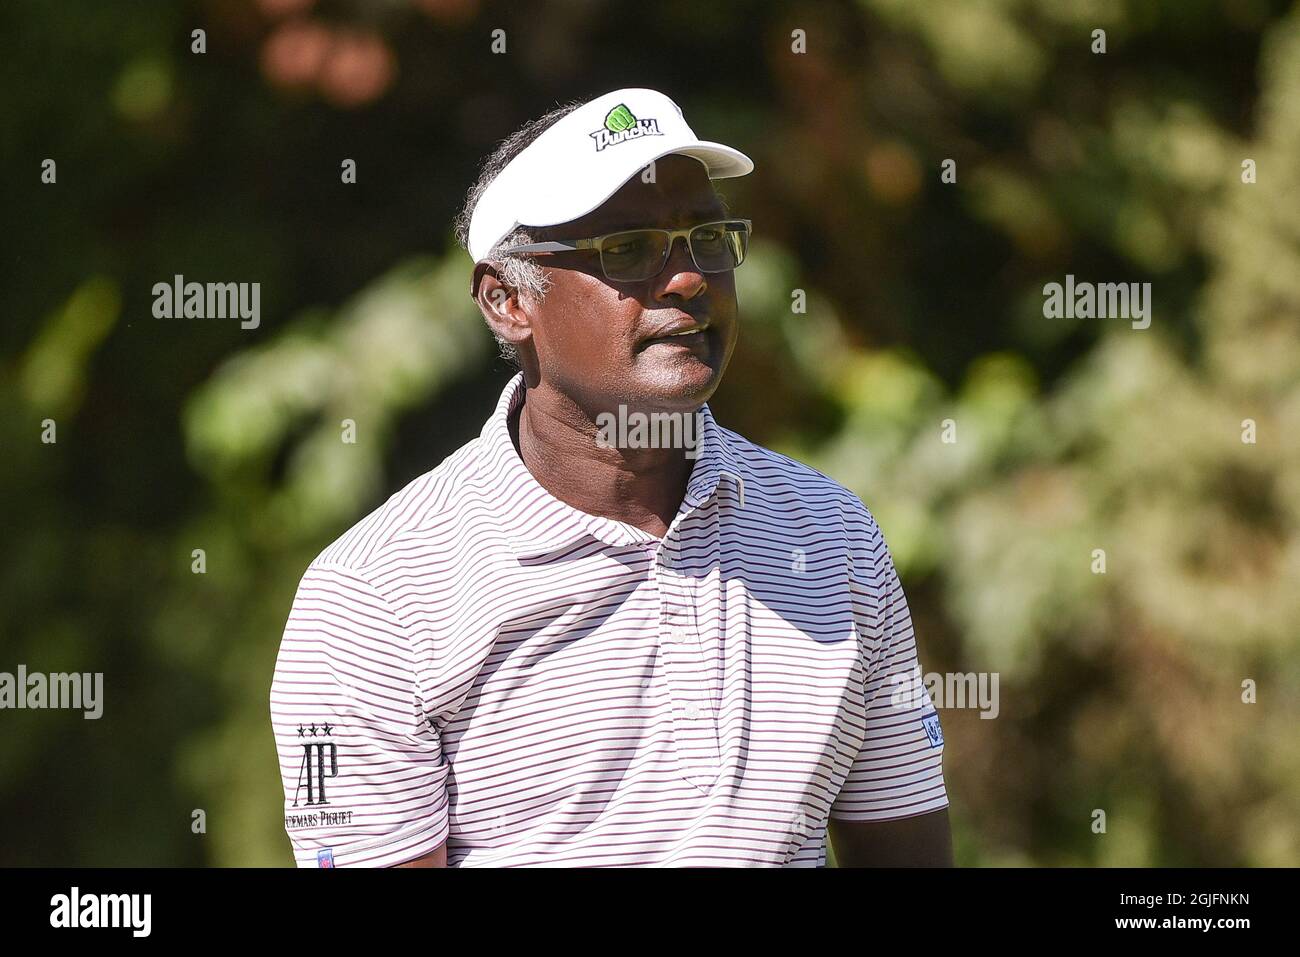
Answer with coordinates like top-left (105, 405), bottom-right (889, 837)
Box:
top-left (638, 321), bottom-right (711, 349)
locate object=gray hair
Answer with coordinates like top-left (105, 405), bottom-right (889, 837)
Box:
top-left (454, 100), bottom-right (584, 366)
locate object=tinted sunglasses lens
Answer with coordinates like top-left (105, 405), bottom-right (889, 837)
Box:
top-left (600, 230), bottom-right (670, 281)
top-left (690, 221), bottom-right (749, 272)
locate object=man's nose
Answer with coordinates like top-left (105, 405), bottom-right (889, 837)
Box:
top-left (656, 235), bottom-right (706, 299)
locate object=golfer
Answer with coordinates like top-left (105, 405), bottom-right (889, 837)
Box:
top-left (270, 87), bottom-right (952, 867)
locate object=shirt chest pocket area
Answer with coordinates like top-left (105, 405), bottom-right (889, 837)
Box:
top-left (745, 573), bottom-right (861, 661)
top-left (745, 584), bottom-right (865, 735)
top-left (740, 545), bottom-right (859, 647)
top-left (763, 600), bottom-right (859, 650)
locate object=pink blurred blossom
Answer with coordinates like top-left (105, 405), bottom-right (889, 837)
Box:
top-left (261, 19), bottom-right (332, 89)
top-left (318, 31), bottom-right (396, 108)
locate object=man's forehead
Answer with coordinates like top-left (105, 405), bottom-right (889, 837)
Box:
top-left (547, 175), bottom-right (727, 235)
top-left (588, 199), bottom-right (727, 231)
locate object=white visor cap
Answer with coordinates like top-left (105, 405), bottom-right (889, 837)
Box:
top-left (467, 87), bottom-right (753, 263)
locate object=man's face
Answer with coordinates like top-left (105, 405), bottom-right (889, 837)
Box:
top-left (492, 154), bottom-right (740, 415)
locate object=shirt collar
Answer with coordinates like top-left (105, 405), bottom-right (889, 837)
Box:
top-left (478, 372), bottom-right (745, 560)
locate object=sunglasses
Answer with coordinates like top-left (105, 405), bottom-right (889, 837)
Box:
top-left (491, 218), bottom-right (752, 285)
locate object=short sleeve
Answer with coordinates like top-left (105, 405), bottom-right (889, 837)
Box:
top-left (830, 506), bottom-right (949, 822)
top-left (270, 562), bottom-right (450, 867)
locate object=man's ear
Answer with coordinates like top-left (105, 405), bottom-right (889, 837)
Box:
top-left (470, 260), bottom-right (495, 300)
top-left (474, 264), bottom-right (534, 353)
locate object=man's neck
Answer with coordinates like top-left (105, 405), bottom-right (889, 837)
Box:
top-left (510, 383), bottom-right (694, 539)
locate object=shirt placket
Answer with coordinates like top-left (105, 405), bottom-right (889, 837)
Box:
top-left (650, 529), bottom-right (722, 792)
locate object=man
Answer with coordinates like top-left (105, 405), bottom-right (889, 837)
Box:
top-left (270, 87), bottom-right (952, 867)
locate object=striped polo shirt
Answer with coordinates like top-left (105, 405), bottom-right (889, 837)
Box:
top-left (270, 372), bottom-right (948, 867)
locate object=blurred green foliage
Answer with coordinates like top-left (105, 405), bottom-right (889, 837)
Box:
top-left (1, 0), bottom-right (1296, 866)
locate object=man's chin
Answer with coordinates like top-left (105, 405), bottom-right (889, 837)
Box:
top-left (628, 351), bottom-right (725, 411)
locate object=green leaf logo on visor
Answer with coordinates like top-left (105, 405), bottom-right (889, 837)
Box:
top-left (605, 104), bottom-right (637, 132)
top-left (589, 104), bottom-right (663, 151)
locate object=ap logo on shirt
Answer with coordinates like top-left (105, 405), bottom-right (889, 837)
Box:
top-left (921, 711), bottom-right (944, 748)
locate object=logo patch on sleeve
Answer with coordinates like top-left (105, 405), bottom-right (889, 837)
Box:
top-left (921, 711), bottom-right (944, 748)
top-left (317, 848), bottom-right (335, 868)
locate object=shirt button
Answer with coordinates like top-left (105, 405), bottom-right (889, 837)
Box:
top-left (670, 627), bottom-right (688, 644)
top-left (684, 703), bottom-right (700, 720)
